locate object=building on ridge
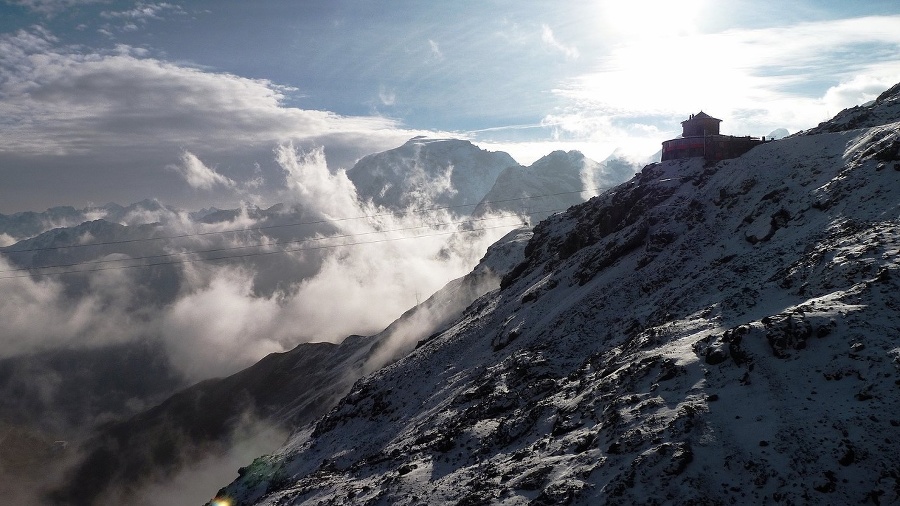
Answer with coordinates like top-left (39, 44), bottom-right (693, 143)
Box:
top-left (661, 112), bottom-right (770, 162)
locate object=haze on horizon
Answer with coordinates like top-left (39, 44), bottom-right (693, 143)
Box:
top-left (0, 0), bottom-right (898, 213)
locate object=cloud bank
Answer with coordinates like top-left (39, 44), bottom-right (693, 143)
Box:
top-left (0, 27), bottom-right (419, 212)
top-left (0, 143), bottom-right (517, 382)
top-left (543, 15), bottom-right (900, 154)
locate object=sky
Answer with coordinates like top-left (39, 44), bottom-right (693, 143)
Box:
top-left (1, 0), bottom-right (899, 213)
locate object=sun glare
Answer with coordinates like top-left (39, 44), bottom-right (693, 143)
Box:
top-left (210, 498), bottom-right (232, 506)
top-left (601, 0), bottom-right (708, 36)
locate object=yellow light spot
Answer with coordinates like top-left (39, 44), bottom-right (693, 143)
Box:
top-left (210, 498), bottom-right (232, 506)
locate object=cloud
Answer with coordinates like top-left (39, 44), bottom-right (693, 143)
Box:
top-left (0, 143), bottom-right (517, 383)
top-left (428, 39), bottom-right (444, 61)
top-left (276, 143), bottom-right (361, 218)
top-left (821, 74), bottom-right (898, 111)
top-left (541, 24), bottom-right (579, 60)
top-left (100, 2), bottom-right (184, 21)
top-left (0, 256), bottom-right (142, 357)
top-left (378, 85), bottom-right (397, 106)
top-left (0, 34), bottom-right (368, 155)
top-left (0, 234), bottom-right (17, 247)
top-left (547, 15), bottom-right (900, 147)
top-left (0, 27), bottom-right (418, 212)
top-left (159, 268), bottom-right (286, 381)
top-left (96, 2), bottom-right (186, 36)
top-left (167, 151), bottom-right (236, 190)
top-left (4, 0), bottom-right (107, 16)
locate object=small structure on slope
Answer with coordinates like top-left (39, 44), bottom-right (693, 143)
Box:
top-left (661, 112), bottom-right (770, 161)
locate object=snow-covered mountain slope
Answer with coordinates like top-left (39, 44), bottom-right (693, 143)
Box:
top-left (49, 227), bottom-right (531, 505)
top-left (473, 150), bottom-right (639, 223)
top-left (346, 137), bottom-right (518, 213)
top-left (214, 87), bottom-right (900, 505)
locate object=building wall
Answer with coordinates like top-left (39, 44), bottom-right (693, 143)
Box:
top-left (661, 135), bottom-right (767, 162)
top-left (682, 118), bottom-right (721, 137)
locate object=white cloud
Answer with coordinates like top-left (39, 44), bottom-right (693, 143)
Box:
top-left (0, 144), bottom-right (515, 382)
top-left (378, 85), bottom-right (397, 106)
top-left (546, 15), bottom-right (900, 153)
top-left (5, 0), bottom-right (107, 16)
top-left (160, 269), bottom-right (285, 381)
top-left (541, 24), bottom-right (579, 60)
top-left (0, 256), bottom-right (142, 356)
top-left (821, 74), bottom-right (897, 111)
top-left (428, 39), bottom-right (444, 61)
top-left (0, 32), bottom-right (388, 155)
top-left (0, 27), bottom-right (417, 211)
top-left (168, 151), bottom-right (236, 190)
top-left (276, 143), bottom-right (360, 219)
top-left (100, 2), bottom-right (184, 21)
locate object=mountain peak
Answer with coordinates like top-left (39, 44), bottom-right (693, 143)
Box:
top-left (876, 81), bottom-right (900, 103)
top-left (347, 138), bottom-right (517, 212)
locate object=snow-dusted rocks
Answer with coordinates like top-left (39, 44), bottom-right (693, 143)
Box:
top-left (214, 85), bottom-right (900, 505)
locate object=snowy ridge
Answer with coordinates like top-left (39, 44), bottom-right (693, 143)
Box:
top-left (346, 138), bottom-right (518, 213)
top-left (214, 90), bottom-right (900, 505)
top-left (472, 150), bottom-right (638, 223)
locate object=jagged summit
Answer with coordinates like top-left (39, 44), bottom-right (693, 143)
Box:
top-left (214, 82), bottom-right (900, 505)
top-left (346, 138), bottom-right (518, 213)
top-left (472, 150), bottom-right (638, 222)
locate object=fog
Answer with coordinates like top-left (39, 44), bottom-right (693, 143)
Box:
top-left (0, 142), bottom-right (518, 382)
top-left (0, 140), bottom-right (525, 504)
top-left (102, 414), bottom-right (290, 506)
